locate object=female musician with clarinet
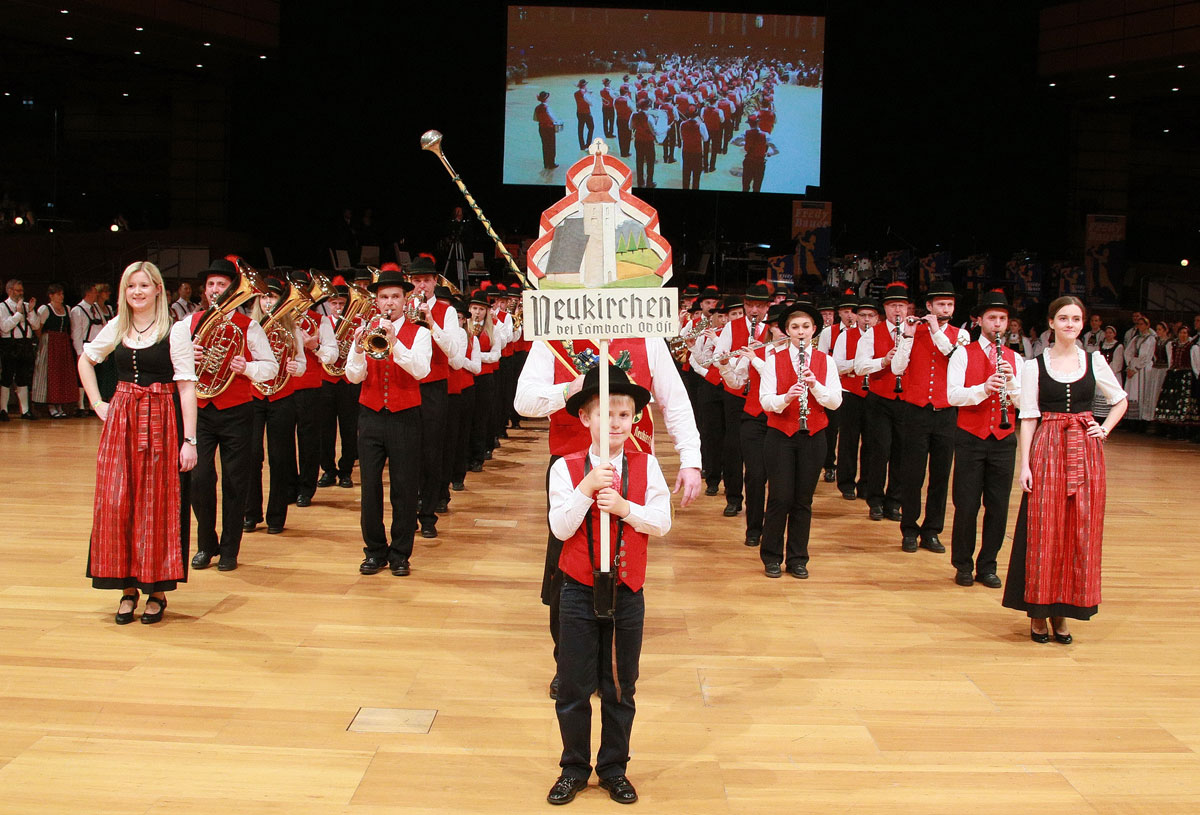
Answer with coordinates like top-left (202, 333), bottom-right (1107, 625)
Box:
top-left (757, 301), bottom-right (842, 579)
top-left (1003, 295), bottom-right (1127, 644)
top-left (946, 290), bottom-right (1023, 590)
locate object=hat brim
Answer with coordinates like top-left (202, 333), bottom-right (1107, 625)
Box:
top-left (565, 380), bottom-right (652, 417)
top-left (777, 303), bottom-right (823, 332)
top-left (369, 279), bottom-right (414, 294)
top-left (971, 302), bottom-right (1011, 318)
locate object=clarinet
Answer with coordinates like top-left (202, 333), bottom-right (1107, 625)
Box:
top-left (892, 316), bottom-right (904, 394)
top-left (796, 341), bottom-right (810, 432)
top-left (994, 332), bottom-right (1012, 430)
top-left (742, 316), bottom-right (760, 396)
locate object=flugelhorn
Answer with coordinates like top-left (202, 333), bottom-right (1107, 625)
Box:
top-left (421, 130), bottom-right (529, 288)
top-left (193, 259), bottom-right (269, 399)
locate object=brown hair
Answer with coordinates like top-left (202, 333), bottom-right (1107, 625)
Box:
top-left (1047, 295), bottom-right (1085, 320)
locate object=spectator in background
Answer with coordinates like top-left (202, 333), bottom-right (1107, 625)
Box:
top-left (32, 284), bottom-right (78, 418)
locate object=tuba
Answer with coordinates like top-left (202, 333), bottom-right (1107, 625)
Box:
top-left (294, 269), bottom-right (336, 345)
top-left (254, 278), bottom-right (314, 397)
top-left (323, 268), bottom-right (377, 377)
top-left (194, 260), bottom-right (269, 399)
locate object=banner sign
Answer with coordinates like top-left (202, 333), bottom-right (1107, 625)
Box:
top-left (1084, 214), bottom-right (1125, 307)
top-left (791, 200), bottom-right (832, 282)
top-left (523, 287), bottom-right (679, 341)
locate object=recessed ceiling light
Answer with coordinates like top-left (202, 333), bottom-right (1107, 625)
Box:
top-left (259, 54), bottom-right (267, 60)
top-left (203, 42), bottom-right (211, 47)
top-left (1108, 95), bottom-right (1116, 100)
top-left (1178, 64), bottom-right (1186, 69)
top-left (1172, 87), bottom-right (1180, 92)
top-left (135, 26), bottom-right (143, 31)
top-left (1108, 74), bottom-right (1116, 79)
top-left (65, 36), bottom-right (73, 41)
top-left (195, 63), bottom-right (203, 68)
top-left (1164, 128), bottom-right (1171, 133)
top-left (60, 8), bottom-right (69, 13)
top-left (1182, 259), bottom-right (1191, 267)
top-left (3, 92), bottom-right (9, 97)
top-left (1049, 82), bottom-right (1056, 87)
top-left (133, 50), bottom-right (140, 55)
top-left (122, 92), bottom-right (129, 97)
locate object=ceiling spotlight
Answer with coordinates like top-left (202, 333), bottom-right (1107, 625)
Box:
top-left (135, 26), bottom-right (143, 31)
top-left (3, 92), bottom-right (9, 97)
top-left (1172, 87), bottom-right (1180, 92)
top-left (1108, 95), bottom-right (1116, 100)
top-left (1179, 64), bottom-right (1186, 69)
top-left (65, 36), bottom-right (73, 41)
top-left (133, 50), bottom-right (140, 55)
top-left (1164, 128), bottom-right (1171, 133)
top-left (1182, 259), bottom-right (1191, 267)
top-left (1108, 74), bottom-right (1116, 79)
top-left (1049, 82), bottom-right (1057, 87)
top-left (203, 42), bottom-right (211, 46)
top-left (195, 63), bottom-right (203, 68)
top-left (122, 92), bottom-right (129, 97)
top-left (14, 216), bottom-right (24, 226)
top-left (60, 8), bottom-right (68, 13)
top-left (259, 54), bottom-right (267, 60)
top-left (48, 228), bottom-right (54, 233)
top-left (109, 223), bottom-right (120, 232)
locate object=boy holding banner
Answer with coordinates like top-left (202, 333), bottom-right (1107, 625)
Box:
top-left (546, 364), bottom-right (672, 806)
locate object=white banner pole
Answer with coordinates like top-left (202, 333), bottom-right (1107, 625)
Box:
top-left (598, 338), bottom-right (611, 573)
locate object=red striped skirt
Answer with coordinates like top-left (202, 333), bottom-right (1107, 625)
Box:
top-left (1024, 411), bottom-right (1106, 608)
top-left (88, 381), bottom-right (184, 583)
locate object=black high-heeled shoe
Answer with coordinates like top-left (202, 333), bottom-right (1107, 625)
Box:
top-left (1030, 619), bottom-right (1051, 644)
top-left (141, 595), bottom-right (167, 625)
top-left (1050, 617), bottom-right (1073, 644)
top-left (114, 590), bottom-right (139, 625)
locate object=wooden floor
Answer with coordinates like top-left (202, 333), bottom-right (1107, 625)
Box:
top-left (1, 411), bottom-right (1199, 814)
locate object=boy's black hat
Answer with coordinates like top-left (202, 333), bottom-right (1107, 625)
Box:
top-left (776, 301), bottom-right (822, 333)
top-left (565, 364), bottom-right (652, 416)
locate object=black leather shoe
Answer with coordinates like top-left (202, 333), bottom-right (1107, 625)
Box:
top-left (390, 560), bottom-right (411, 577)
top-left (21, 411), bottom-right (37, 420)
top-left (598, 775), bottom-right (638, 804)
top-left (499, 430), bottom-right (509, 439)
top-left (547, 776), bottom-right (588, 805)
top-left (549, 674), bottom-right (559, 699)
top-left (764, 562), bottom-right (782, 578)
top-left (266, 526), bottom-right (283, 535)
top-left (704, 484), bottom-right (719, 496)
top-left (0, 410), bottom-right (8, 422)
top-left (317, 472), bottom-right (336, 488)
top-left (434, 500), bottom-right (449, 513)
top-left (360, 556), bottom-right (388, 575)
top-left (243, 520), bottom-right (258, 533)
top-left (744, 535), bottom-right (760, 547)
top-left (723, 502), bottom-right (741, 517)
top-left (451, 481), bottom-right (465, 491)
top-left (955, 571), bottom-right (974, 586)
top-left (296, 494), bottom-right (312, 508)
top-left (977, 573), bottom-right (1002, 589)
top-left (420, 526), bottom-right (438, 539)
top-left (338, 476), bottom-right (354, 489)
top-left (191, 550), bottom-right (216, 569)
top-left (823, 468), bottom-right (836, 483)
top-left (788, 564), bottom-right (809, 579)
top-left (217, 557), bottom-right (237, 571)
top-left (841, 490), bottom-right (857, 501)
top-left (468, 462), bottom-right (483, 473)
top-left (883, 508), bottom-right (902, 522)
top-left (140, 595), bottom-right (167, 624)
top-left (919, 534), bottom-right (945, 553)
top-left (869, 506), bottom-right (884, 521)
top-left (901, 536), bottom-right (919, 552)
top-left (114, 590), bottom-right (139, 625)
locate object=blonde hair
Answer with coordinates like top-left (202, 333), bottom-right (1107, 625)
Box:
top-left (252, 290), bottom-right (298, 354)
top-left (114, 261), bottom-right (171, 342)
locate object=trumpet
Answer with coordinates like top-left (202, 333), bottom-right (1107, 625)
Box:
top-left (666, 316), bottom-right (711, 352)
top-left (359, 313), bottom-right (396, 360)
top-left (403, 294), bottom-right (431, 328)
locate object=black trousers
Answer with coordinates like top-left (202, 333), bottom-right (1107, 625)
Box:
top-left (837, 391), bottom-right (866, 496)
top-left (617, 121), bottom-right (631, 157)
top-left (508, 349), bottom-right (528, 425)
top-left (192, 401), bottom-right (254, 559)
top-left (721, 390), bottom-right (745, 504)
top-left (862, 393), bottom-right (904, 512)
top-left (245, 395), bottom-right (298, 529)
top-left (761, 427), bottom-right (826, 568)
top-left (541, 455), bottom-right (566, 662)
top-left (556, 577), bottom-right (644, 781)
top-left (0, 338), bottom-right (34, 387)
top-left (823, 404), bottom-right (840, 470)
top-left (357, 405), bottom-right (421, 564)
top-left (682, 151), bottom-right (702, 189)
top-left (294, 386), bottom-right (321, 498)
top-left (318, 379), bottom-right (360, 478)
top-left (661, 123), bottom-right (676, 161)
top-left (740, 413), bottom-right (769, 539)
top-left (576, 112), bottom-right (594, 150)
top-left (742, 158), bottom-right (765, 193)
top-left (696, 379), bottom-right (725, 488)
top-left (703, 138), bottom-right (716, 172)
top-left (540, 125), bottom-right (557, 168)
top-left (451, 383), bottom-right (475, 484)
top-left (950, 429), bottom-right (1016, 578)
top-left (492, 358), bottom-right (512, 445)
top-left (418, 379), bottom-right (448, 529)
top-left (441, 390), bottom-right (463, 504)
top-left (470, 373), bottom-right (496, 463)
top-left (634, 139), bottom-right (655, 187)
top-left (721, 121), bottom-right (734, 154)
top-left (602, 106), bottom-right (615, 138)
top-left (898, 402), bottom-right (957, 539)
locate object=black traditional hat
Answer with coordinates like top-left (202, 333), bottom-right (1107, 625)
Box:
top-left (924, 281), bottom-right (957, 301)
top-left (507, 280), bottom-right (524, 295)
top-left (263, 276), bottom-right (286, 296)
top-left (202, 258), bottom-right (238, 283)
top-left (836, 287), bottom-right (858, 311)
top-left (697, 285), bottom-right (721, 303)
top-left (765, 303), bottom-right (789, 325)
top-left (681, 284), bottom-right (701, 298)
top-left (857, 297), bottom-right (882, 314)
top-left (882, 282), bottom-right (911, 303)
top-left (719, 296), bottom-right (743, 313)
top-left (369, 269), bottom-right (414, 294)
top-left (817, 297), bottom-right (836, 312)
top-left (433, 285), bottom-right (453, 300)
top-left (776, 301), bottom-right (822, 332)
top-left (408, 256), bottom-right (438, 276)
top-left (971, 289), bottom-right (1012, 317)
top-left (564, 364), bottom-right (652, 417)
top-left (744, 283), bottom-right (771, 302)
top-left (537, 91), bottom-right (550, 101)
top-left (468, 289), bottom-right (490, 308)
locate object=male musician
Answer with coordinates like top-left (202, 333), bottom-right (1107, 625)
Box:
top-left (701, 97), bottom-right (725, 173)
top-left (599, 77), bottom-right (616, 139)
top-left (890, 282), bottom-right (964, 553)
top-left (346, 267), bottom-right (432, 576)
top-left (170, 281), bottom-right (199, 322)
top-left (710, 285), bottom-right (771, 517)
top-left (716, 93), bottom-right (736, 154)
top-left (317, 277), bottom-right (361, 489)
top-left (486, 282), bottom-right (514, 454)
top-left (71, 282), bottom-right (107, 416)
top-left (658, 97), bottom-right (678, 164)
top-left (740, 114), bottom-right (778, 194)
top-left (407, 256), bottom-right (467, 538)
top-left (816, 297), bottom-right (839, 482)
top-left (445, 296), bottom-right (481, 499)
top-left (854, 282), bottom-right (911, 521)
top-left (534, 91), bottom-right (561, 170)
top-left (0, 279), bottom-right (42, 419)
top-left (629, 98), bottom-right (659, 189)
top-left (831, 293), bottom-right (873, 501)
top-left (514, 310), bottom-right (701, 699)
top-left (189, 258), bottom-right (279, 572)
top-left (573, 79), bottom-right (594, 151)
top-left (946, 290), bottom-right (1022, 588)
top-left (614, 88), bottom-right (634, 158)
top-left (689, 286), bottom-right (724, 494)
top-left (504, 281), bottom-right (528, 431)
top-left (678, 109), bottom-right (709, 190)
top-left (294, 274), bottom-right (339, 506)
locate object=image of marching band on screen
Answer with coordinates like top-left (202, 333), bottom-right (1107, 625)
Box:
top-left (504, 6), bottom-right (824, 194)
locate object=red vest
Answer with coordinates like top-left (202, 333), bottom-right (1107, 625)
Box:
top-left (900, 323), bottom-right (961, 409)
top-left (868, 322), bottom-right (903, 400)
top-left (723, 318), bottom-right (767, 397)
top-left (479, 329), bottom-right (498, 374)
top-left (680, 119), bottom-right (704, 152)
top-left (742, 346), bottom-right (768, 418)
top-left (547, 339), bottom-right (655, 457)
top-left (357, 320), bottom-right (423, 413)
top-left (614, 96), bottom-right (633, 121)
top-left (294, 312), bottom-right (328, 391)
top-left (447, 338), bottom-right (477, 395)
top-left (702, 105), bottom-right (723, 132)
top-left (957, 341), bottom-right (1018, 440)
top-left (765, 346), bottom-right (830, 437)
top-left (498, 311), bottom-right (515, 358)
top-left (744, 128), bottom-right (768, 160)
top-left (840, 327), bottom-right (866, 393)
top-left (558, 451), bottom-right (650, 592)
top-left (191, 310), bottom-right (256, 410)
top-left (421, 299), bottom-right (451, 382)
top-left (600, 87), bottom-right (615, 108)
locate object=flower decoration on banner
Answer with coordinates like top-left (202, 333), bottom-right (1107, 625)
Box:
top-left (525, 139), bottom-right (673, 289)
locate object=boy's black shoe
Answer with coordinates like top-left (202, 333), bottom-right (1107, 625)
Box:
top-left (598, 775), bottom-right (638, 804)
top-left (547, 776), bottom-right (588, 805)
top-left (317, 472), bottom-right (336, 488)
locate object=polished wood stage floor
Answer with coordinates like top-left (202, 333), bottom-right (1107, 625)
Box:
top-left (1, 412), bottom-right (1198, 814)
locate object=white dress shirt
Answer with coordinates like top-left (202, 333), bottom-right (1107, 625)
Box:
top-left (946, 337), bottom-right (1023, 407)
top-left (759, 344), bottom-right (842, 414)
top-left (548, 449), bottom-right (673, 543)
top-left (449, 335), bottom-right (482, 375)
top-left (170, 297), bottom-right (199, 322)
top-left (310, 314), bottom-right (339, 366)
top-left (344, 318), bottom-right (432, 384)
top-left (71, 300), bottom-right (106, 355)
top-left (0, 298), bottom-right (42, 338)
top-left (84, 319), bottom-right (198, 382)
top-left (890, 320), bottom-right (956, 375)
